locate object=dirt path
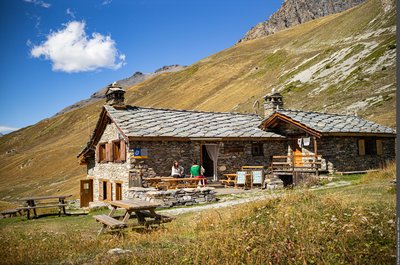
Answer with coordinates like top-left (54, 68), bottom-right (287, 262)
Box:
top-left (158, 192), bottom-right (282, 216)
top-left (159, 180), bottom-right (352, 216)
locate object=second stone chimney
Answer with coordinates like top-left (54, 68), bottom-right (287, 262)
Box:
top-left (105, 82), bottom-right (125, 107)
top-left (264, 88), bottom-right (283, 118)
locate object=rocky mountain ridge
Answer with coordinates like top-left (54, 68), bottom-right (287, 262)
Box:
top-left (239, 0), bottom-right (366, 42)
top-left (55, 64), bottom-right (185, 116)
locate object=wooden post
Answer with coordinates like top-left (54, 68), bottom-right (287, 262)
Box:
top-left (291, 153), bottom-right (295, 185)
top-left (314, 137), bottom-right (319, 176)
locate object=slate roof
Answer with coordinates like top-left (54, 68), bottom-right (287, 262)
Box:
top-left (105, 105), bottom-right (283, 138)
top-left (274, 109), bottom-right (396, 135)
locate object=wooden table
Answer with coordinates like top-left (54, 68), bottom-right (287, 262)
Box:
top-left (221, 173), bottom-right (251, 189)
top-left (157, 177), bottom-right (206, 190)
top-left (18, 195), bottom-right (72, 219)
top-left (95, 200), bottom-right (172, 235)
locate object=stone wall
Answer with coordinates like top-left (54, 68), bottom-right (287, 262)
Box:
top-left (129, 140), bottom-right (287, 182)
top-left (88, 123), bottom-right (131, 201)
top-left (129, 141), bottom-right (199, 178)
top-left (317, 136), bottom-right (395, 172)
top-left (217, 140), bottom-right (287, 173)
top-left (128, 187), bottom-right (217, 207)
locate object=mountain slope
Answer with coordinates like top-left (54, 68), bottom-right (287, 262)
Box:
top-left (0, 0), bottom-right (395, 200)
top-left (239, 0), bottom-right (366, 42)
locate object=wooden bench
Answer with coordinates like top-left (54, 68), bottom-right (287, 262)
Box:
top-left (94, 214), bottom-right (127, 235)
top-left (1, 209), bottom-right (23, 218)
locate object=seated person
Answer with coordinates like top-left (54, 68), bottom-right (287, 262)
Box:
top-left (171, 160), bottom-right (184, 178)
top-left (190, 160), bottom-right (206, 186)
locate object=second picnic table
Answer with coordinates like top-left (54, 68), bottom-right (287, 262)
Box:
top-left (94, 200), bottom-right (173, 235)
top-left (18, 195), bottom-right (72, 219)
top-left (145, 177), bottom-right (206, 190)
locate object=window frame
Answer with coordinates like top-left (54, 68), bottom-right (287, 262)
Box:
top-left (251, 143), bottom-right (264, 157)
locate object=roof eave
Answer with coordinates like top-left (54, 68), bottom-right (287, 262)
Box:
top-left (260, 112), bottom-right (323, 138)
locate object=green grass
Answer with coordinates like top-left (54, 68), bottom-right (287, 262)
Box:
top-left (0, 164), bottom-right (395, 264)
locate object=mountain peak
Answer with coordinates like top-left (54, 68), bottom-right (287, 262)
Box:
top-left (238, 0), bottom-right (366, 43)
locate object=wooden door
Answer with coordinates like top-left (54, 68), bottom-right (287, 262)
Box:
top-left (116, 183), bottom-right (122, 200)
top-left (80, 179), bottom-right (93, 207)
top-left (293, 141), bottom-right (303, 167)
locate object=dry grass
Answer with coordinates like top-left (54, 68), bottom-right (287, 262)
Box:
top-left (0, 167), bottom-right (395, 264)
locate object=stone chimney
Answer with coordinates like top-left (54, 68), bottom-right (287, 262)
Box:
top-left (264, 88), bottom-right (283, 118)
top-left (105, 81), bottom-right (125, 106)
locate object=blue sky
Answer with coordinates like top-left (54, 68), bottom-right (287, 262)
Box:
top-left (0, 0), bottom-right (283, 133)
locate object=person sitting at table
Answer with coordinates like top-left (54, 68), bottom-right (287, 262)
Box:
top-left (171, 160), bottom-right (184, 178)
top-left (190, 160), bottom-right (206, 186)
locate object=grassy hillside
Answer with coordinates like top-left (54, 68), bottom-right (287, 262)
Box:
top-left (0, 166), bottom-right (395, 264)
top-left (0, 0), bottom-right (396, 200)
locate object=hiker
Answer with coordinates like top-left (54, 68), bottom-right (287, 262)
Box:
top-left (171, 160), bottom-right (184, 178)
top-left (190, 160), bottom-right (206, 186)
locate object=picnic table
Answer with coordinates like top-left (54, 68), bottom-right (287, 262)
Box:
top-left (18, 195), bottom-right (72, 219)
top-left (146, 177), bottom-right (206, 189)
top-left (94, 200), bottom-right (173, 235)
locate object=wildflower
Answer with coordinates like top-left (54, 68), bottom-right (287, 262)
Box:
top-left (331, 216), bottom-right (337, 222)
top-left (387, 219), bottom-right (394, 224)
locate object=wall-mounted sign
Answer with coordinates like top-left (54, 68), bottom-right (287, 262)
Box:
top-left (132, 148), bottom-right (148, 159)
top-left (236, 171), bottom-right (246, 185)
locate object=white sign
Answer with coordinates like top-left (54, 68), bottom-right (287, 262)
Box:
top-left (252, 171), bottom-right (263, 184)
top-left (236, 171), bottom-right (246, 185)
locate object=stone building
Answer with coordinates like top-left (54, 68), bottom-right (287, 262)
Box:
top-left (78, 83), bottom-right (396, 203)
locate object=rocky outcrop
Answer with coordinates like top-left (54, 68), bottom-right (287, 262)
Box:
top-left (239, 0), bottom-right (366, 43)
top-left (55, 64), bottom-right (185, 116)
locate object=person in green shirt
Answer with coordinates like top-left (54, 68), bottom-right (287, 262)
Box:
top-left (190, 160), bottom-right (206, 186)
top-left (190, 160), bottom-right (205, 177)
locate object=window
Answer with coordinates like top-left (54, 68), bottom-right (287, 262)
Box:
top-left (358, 139), bottom-right (382, 156)
top-left (98, 143), bottom-right (107, 162)
top-left (96, 140), bottom-right (126, 163)
top-left (251, 143), bottom-right (264, 156)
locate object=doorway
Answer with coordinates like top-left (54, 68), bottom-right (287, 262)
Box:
top-left (201, 146), bottom-right (214, 178)
top-left (292, 140), bottom-right (303, 167)
top-left (201, 144), bottom-right (219, 181)
top-left (80, 179), bottom-right (93, 207)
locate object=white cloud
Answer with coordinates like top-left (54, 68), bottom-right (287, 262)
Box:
top-left (30, 21), bottom-right (126, 73)
top-left (24, 0), bottom-right (51, 8)
top-left (0, 126), bottom-right (20, 134)
top-left (102, 0), bottom-right (112, 5)
top-left (66, 8), bottom-right (75, 19)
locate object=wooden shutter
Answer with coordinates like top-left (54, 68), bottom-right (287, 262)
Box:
top-left (120, 140), bottom-right (126, 162)
top-left (376, 140), bottom-right (383, 155)
top-left (358, 139), bottom-right (365, 156)
top-left (96, 145), bottom-right (101, 163)
top-left (107, 182), bottom-right (113, 201)
top-left (106, 143), bottom-right (113, 162)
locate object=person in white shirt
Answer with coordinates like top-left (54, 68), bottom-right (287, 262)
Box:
top-left (171, 160), bottom-right (184, 178)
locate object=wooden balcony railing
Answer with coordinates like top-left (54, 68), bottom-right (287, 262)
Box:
top-left (270, 155), bottom-right (323, 176)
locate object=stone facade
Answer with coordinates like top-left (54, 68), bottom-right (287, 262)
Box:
top-left (88, 123), bottom-right (131, 202)
top-left (317, 136), bottom-right (395, 172)
top-left (285, 135), bottom-right (395, 173)
top-left (129, 140), bottom-right (287, 181)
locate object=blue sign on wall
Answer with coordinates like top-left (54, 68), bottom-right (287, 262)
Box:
top-left (132, 148), bottom-right (148, 159)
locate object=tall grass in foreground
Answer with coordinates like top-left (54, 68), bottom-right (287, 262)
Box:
top-left (0, 164), bottom-right (395, 264)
